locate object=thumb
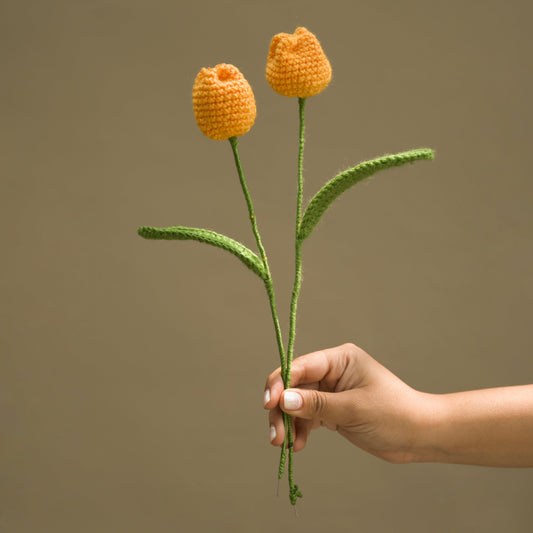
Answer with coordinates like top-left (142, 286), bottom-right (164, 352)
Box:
top-left (281, 388), bottom-right (351, 426)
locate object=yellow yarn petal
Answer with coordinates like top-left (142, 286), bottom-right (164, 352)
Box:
top-left (266, 27), bottom-right (332, 98)
top-left (193, 64), bottom-right (257, 141)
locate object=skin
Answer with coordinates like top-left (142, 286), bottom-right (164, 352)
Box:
top-left (263, 343), bottom-right (533, 467)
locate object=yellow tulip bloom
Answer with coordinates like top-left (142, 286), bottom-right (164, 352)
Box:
top-left (193, 63), bottom-right (257, 141)
top-left (266, 27), bottom-right (332, 98)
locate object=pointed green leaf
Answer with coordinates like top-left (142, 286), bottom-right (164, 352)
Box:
top-left (298, 148), bottom-right (434, 241)
top-left (137, 225), bottom-right (268, 280)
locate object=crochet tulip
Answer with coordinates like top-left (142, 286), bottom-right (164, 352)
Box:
top-left (266, 27), bottom-right (332, 98)
top-left (139, 27), bottom-right (434, 508)
top-left (193, 63), bottom-right (257, 141)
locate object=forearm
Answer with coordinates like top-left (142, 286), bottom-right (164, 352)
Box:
top-left (414, 385), bottom-right (533, 467)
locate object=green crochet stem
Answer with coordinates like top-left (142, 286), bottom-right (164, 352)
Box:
top-left (229, 137), bottom-right (268, 268)
top-left (228, 136), bottom-right (288, 404)
top-left (281, 97), bottom-right (307, 506)
top-left (286, 97), bottom-right (306, 382)
top-left (229, 137), bottom-right (296, 502)
top-left (138, 120), bottom-right (434, 509)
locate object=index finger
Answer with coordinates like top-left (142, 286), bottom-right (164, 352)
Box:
top-left (265, 343), bottom-right (358, 405)
top-left (263, 365), bottom-right (285, 409)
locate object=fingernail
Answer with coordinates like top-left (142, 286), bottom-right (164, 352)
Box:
top-left (263, 389), bottom-right (271, 407)
top-left (269, 425), bottom-right (277, 443)
top-left (283, 391), bottom-right (302, 410)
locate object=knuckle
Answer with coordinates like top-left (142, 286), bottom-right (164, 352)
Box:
top-left (342, 342), bottom-right (357, 353)
top-left (309, 390), bottom-right (328, 417)
top-left (342, 342), bottom-right (362, 360)
top-left (342, 342), bottom-right (368, 366)
top-left (266, 367), bottom-right (282, 387)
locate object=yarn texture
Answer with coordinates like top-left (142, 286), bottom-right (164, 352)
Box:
top-left (138, 26), bottom-right (435, 508)
top-left (299, 148), bottom-right (435, 240)
top-left (193, 63), bottom-right (256, 140)
top-left (266, 27), bottom-right (331, 98)
top-left (137, 225), bottom-right (267, 280)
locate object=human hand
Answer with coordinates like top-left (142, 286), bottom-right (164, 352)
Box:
top-left (263, 343), bottom-right (432, 464)
top-left (264, 343), bottom-right (533, 466)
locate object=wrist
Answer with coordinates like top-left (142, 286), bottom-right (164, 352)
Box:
top-left (405, 391), bottom-right (450, 464)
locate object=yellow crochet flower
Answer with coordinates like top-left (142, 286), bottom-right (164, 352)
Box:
top-left (193, 64), bottom-right (257, 141)
top-left (266, 27), bottom-right (332, 98)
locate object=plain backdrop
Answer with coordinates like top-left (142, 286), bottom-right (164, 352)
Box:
top-left (2, 1), bottom-right (532, 531)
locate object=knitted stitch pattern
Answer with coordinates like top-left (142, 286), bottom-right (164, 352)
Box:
top-left (299, 148), bottom-right (435, 240)
top-left (193, 64), bottom-right (256, 141)
top-left (139, 27), bottom-right (435, 507)
top-left (137, 225), bottom-right (267, 280)
top-left (266, 27), bottom-right (332, 98)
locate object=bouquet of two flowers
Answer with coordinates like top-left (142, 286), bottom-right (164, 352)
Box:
top-left (138, 27), bottom-right (434, 505)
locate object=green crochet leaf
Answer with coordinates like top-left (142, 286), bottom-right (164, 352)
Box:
top-left (137, 225), bottom-right (268, 280)
top-left (298, 148), bottom-right (435, 241)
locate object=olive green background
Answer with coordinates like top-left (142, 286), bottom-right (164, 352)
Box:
top-left (2, 1), bottom-right (532, 531)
